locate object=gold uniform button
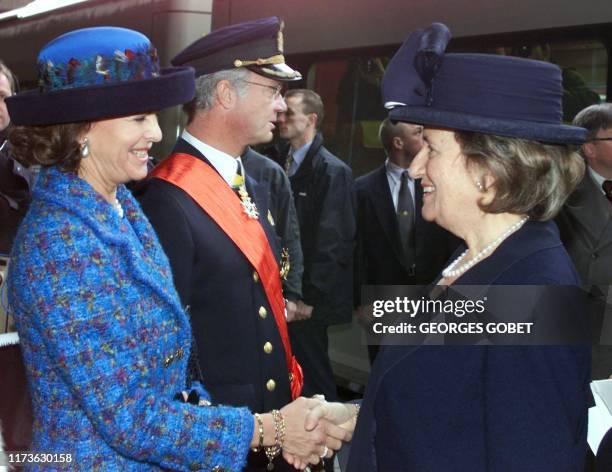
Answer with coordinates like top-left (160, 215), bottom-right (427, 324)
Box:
top-left (266, 379), bottom-right (276, 391)
top-left (263, 342), bottom-right (273, 354)
top-left (258, 306), bottom-right (267, 319)
top-left (252, 271), bottom-right (259, 283)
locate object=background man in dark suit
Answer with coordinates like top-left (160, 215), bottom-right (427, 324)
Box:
top-left (278, 89), bottom-right (356, 404)
top-left (354, 118), bottom-right (458, 362)
top-left (556, 103), bottom-right (612, 380)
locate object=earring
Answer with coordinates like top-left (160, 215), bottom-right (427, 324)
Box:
top-left (475, 179), bottom-right (485, 192)
top-left (80, 138), bottom-right (90, 158)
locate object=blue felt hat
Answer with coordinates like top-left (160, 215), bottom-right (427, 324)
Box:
top-left (7, 27), bottom-right (195, 126)
top-left (382, 23), bottom-right (587, 144)
top-left (172, 16), bottom-right (301, 81)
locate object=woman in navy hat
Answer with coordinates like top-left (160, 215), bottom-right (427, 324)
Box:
top-left (5, 27), bottom-right (349, 470)
top-left (347, 23), bottom-right (590, 471)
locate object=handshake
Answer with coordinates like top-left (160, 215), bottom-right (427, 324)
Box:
top-left (251, 396), bottom-right (358, 470)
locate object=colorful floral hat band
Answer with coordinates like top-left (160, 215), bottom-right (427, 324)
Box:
top-left (39, 43), bottom-right (160, 92)
top-left (7, 26), bottom-right (195, 126)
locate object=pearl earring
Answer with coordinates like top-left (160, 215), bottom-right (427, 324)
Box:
top-left (80, 138), bottom-right (90, 158)
top-left (475, 179), bottom-right (484, 192)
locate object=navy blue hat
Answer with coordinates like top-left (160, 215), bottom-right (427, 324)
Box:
top-left (382, 23), bottom-right (587, 144)
top-left (172, 16), bottom-right (301, 81)
top-left (7, 27), bottom-right (195, 126)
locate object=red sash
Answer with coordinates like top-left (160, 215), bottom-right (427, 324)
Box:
top-left (151, 153), bottom-right (303, 399)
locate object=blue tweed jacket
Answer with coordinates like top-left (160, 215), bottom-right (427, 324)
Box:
top-left (7, 167), bottom-right (253, 471)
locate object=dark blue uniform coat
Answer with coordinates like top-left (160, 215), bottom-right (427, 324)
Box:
top-left (347, 221), bottom-right (590, 471)
top-left (136, 138), bottom-right (291, 414)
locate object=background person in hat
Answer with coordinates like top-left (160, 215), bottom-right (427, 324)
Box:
top-left (347, 23), bottom-right (590, 471)
top-left (6, 26), bottom-right (351, 471)
top-left (136, 17), bottom-right (355, 471)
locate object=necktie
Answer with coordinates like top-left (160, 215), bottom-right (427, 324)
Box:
top-left (397, 170), bottom-right (416, 271)
top-left (232, 161), bottom-right (244, 194)
top-left (284, 153), bottom-right (294, 175)
top-left (232, 160), bottom-right (259, 219)
top-left (603, 180), bottom-right (612, 203)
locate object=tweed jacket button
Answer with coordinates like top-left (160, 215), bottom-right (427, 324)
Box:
top-left (263, 342), bottom-right (273, 354)
top-left (266, 379), bottom-right (276, 391)
top-left (253, 271), bottom-right (259, 282)
top-left (211, 466), bottom-right (225, 472)
top-left (258, 306), bottom-right (267, 319)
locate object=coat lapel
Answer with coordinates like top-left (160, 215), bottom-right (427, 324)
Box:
top-left (368, 166), bottom-right (406, 266)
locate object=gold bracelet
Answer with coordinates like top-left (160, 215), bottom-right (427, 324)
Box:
top-left (264, 409), bottom-right (286, 470)
top-left (252, 413), bottom-right (264, 452)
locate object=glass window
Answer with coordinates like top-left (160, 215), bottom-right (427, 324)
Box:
top-left (489, 39), bottom-right (607, 121)
top-left (304, 38), bottom-right (608, 178)
top-left (306, 56), bottom-right (391, 178)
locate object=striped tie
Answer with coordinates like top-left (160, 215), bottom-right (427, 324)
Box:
top-left (232, 161), bottom-right (244, 193)
top-left (397, 170), bottom-right (416, 271)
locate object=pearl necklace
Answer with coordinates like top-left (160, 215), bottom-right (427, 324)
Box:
top-left (442, 216), bottom-right (529, 278)
top-left (112, 198), bottom-right (124, 218)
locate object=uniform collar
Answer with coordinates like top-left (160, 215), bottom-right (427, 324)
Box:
top-left (182, 129), bottom-right (242, 187)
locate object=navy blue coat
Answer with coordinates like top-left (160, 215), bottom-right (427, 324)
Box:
top-left (347, 221), bottom-right (590, 471)
top-left (136, 139), bottom-right (291, 413)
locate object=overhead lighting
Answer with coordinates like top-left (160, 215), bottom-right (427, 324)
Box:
top-left (0, 0), bottom-right (90, 22)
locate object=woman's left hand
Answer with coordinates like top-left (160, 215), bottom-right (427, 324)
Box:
top-left (304, 401), bottom-right (358, 437)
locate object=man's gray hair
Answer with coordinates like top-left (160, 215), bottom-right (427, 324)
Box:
top-left (184, 68), bottom-right (250, 122)
top-left (573, 103), bottom-right (612, 141)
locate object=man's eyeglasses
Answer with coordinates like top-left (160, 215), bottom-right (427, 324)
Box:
top-left (242, 80), bottom-right (283, 100)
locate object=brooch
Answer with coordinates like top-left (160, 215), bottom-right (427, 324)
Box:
top-left (238, 186), bottom-right (259, 219)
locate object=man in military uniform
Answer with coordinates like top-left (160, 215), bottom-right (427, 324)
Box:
top-left (136, 17), bottom-right (304, 471)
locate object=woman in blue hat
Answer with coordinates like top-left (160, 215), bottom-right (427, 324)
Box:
top-left (5, 27), bottom-right (350, 471)
top-left (346, 23), bottom-right (591, 471)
